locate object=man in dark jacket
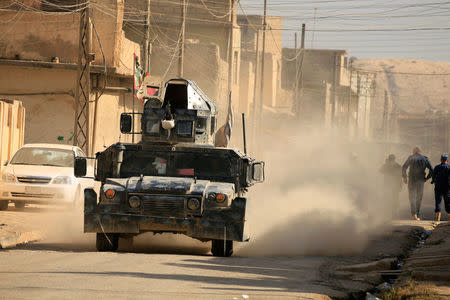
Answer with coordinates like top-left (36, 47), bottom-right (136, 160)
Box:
top-left (402, 147), bottom-right (433, 220)
top-left (380, 154), bottom-right (403, 218)
top-left (431, 154), bottom-right (450, 221)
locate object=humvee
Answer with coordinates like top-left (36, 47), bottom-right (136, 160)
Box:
top-left (75, 79), bottom-right (264, 257)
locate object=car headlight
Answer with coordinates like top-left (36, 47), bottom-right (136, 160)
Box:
top-left (52, 176), bottom-right (72, 184)
top-left (2, 173), bottom-right (16, 183)
top-left (128, 195), bottom-right (141, 208)
top-left (187, 198), bottom-right (200, 211)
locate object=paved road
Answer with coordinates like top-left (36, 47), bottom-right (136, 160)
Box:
top-left (0, 246), bottom-right (338, 299)
top-left (0, 205), bottom-right (338, 299)
top-left (0, 204), bottom-right (433, 300)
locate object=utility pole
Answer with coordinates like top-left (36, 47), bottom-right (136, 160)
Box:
top-left (296, 23), bottom-right (305, 119)
top-left (257, 0), bottom-right (268, 135)
top-left (73, 0), bottom-right (92, 155)
top-left (227, 0), bottom-right (235, 99)
top-left (293, 32), bottom-right (298, 115)
top-left (383, 90), bottom-right (389, 151)
top-left (143, 0), bottom-right (151, 73)
top-left (177, 0), bottom-right (186, 78)
top-left (312, 8), bottom-right (317, 48)
top-left (301, 23), bottom-right (305, 49)
top-left (251, 29), bottom-right (260, 148)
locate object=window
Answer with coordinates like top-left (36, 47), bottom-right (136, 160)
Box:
top-left (210, 116), bottom-right (216, 133)
top-left (177, 120), bottom-right (194, 137)
top-left (146, 119), bottom-right (160, 135)
top-left (196, 118), bottom-right (207, 134)
top-left (11, 148), bottom-right (74, 167)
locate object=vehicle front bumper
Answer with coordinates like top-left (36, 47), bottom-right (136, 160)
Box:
top-left (0, 181), bottom-right (76, 204)
top-left (83, 189), bottom-right (248, 242)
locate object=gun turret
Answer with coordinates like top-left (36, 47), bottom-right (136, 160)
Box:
top-left (120, 78), bottom-right (217, 146)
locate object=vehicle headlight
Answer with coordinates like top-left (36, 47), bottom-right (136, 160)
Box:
top-left (207, 193), bottom-right (216, 201)
top-left (1, 173), bottom-right (16, 183)
top-left (187, 198), bottom-right (200, 211)
top-left (52, 176), bottom-right (72, 184)
top-left (128, 195), bottom-right (141, 208)
top-left (207, 193), bottom-right (227, 203)
top-left (104, 189), bottom-right (116, 199)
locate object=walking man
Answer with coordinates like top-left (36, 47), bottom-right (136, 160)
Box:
top-left (402, 147), bottom-right (433, 220)
top-left (431, 154), bottom-right (450, 221)
top-left (380, 154), bottom-right (403, 218)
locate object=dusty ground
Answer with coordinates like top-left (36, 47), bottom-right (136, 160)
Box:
top-left (383, 221), bottom-right (450, 300)
top-left (0, 203), bottom-right (439, 299)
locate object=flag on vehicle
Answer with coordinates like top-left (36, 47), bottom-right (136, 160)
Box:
top-left (214, 92), bottom-right (234, 147)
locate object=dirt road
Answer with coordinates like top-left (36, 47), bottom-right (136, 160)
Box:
top-left (0, 205), bottom-right (433, 299)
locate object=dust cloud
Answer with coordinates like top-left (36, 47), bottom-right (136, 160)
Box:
top-left (24, 125), bottom-right (394, 256)
top-left (26, 204), bottom-right (95, 249)
top-left (237, 125), bottom-right (393, 256)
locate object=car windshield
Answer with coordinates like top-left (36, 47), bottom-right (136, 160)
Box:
top-left (120, 150), bottom-right (232, 180)
top-left (10, 147), bottom-right (74, 167)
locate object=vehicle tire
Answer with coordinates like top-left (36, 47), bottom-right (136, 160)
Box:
top-left (96, 233), bottom-right (119, 252)
top-left (211, 239), bottom-right (233, 257)
top-left (0, 200), bottom-right (8, 211)
top-left (14, 201), bottom-right (25, 210)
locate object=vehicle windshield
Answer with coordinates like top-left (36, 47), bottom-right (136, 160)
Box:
top-left (120, 150), bottom-right (232, 180)
top-left (10, 147), bottom-right (74, 167)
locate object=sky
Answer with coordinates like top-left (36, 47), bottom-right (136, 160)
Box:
top-left (240, 0), bottom-right (450, 62)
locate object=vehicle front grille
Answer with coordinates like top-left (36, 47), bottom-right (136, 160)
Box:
top-left (16, 176), bottom-right (52, 184)
top-left (141, 195), bottom-right (186, 218)
top-left (11, 192), bottom-right (55, 199)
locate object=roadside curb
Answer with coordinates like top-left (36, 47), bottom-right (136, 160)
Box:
top-left (0, 230), bottom-right (42, 249)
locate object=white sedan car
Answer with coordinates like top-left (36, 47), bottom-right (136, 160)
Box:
top-left (0, 143), bottom-right (93, 210)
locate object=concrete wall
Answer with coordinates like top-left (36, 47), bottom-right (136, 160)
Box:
top-left (0, 0), bottom-right (139, 75)
top-left (0, 65), bottom-right (139, 155)
top-left (0, 99), bottom-right (25, 172)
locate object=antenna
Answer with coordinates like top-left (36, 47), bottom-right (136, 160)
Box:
top-left (242, 113), bottom-right (247, 155)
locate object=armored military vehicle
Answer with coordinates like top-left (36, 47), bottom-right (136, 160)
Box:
top-left (74, 79), bottom-right (264, 257)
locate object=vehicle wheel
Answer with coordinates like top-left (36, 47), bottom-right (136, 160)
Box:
top-left (0, 200), bottom-right (8, 211)
top-left (211, 239), bottom-right (233, 257)
top-left (96, 233), bottom-right (119, 252)
top-left (14, 201), bottom-right (25, 210)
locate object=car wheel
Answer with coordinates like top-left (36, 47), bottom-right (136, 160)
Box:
top-left (0, 200), bottom-right (9, 211)
top-left (96, 233), bottom-right (119, 252)
top-left (211, 239), bottom-right (233, 257)
top-left (14, 201), bottom-right (25, 210)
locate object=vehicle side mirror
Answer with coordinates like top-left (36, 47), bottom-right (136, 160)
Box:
top-left (3, 160), bottom-right (8, 166)
top-left (74, 157), bottom-right (87, 177)
top-left (252, 162), bottom-right (265, 182)
top-left (120, 113), bottom-right (132, 133)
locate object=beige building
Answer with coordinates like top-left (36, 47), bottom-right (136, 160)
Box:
top-left (281, 48), bottom-right (376, 138)
top-left (0, 99), bottom-right (25, 172)
top-left (237, 15), bottom-right (286, 118)
top-left (0, 0), bottom-right (141, 155)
